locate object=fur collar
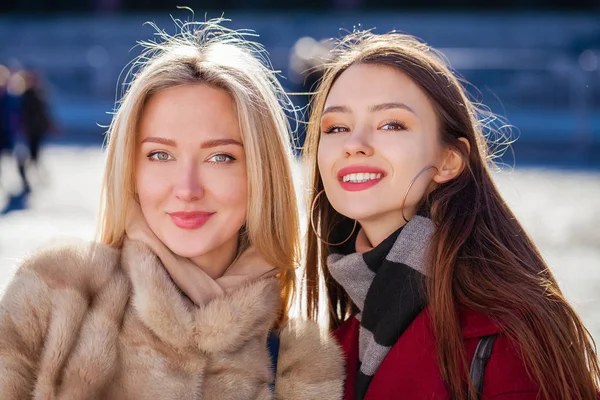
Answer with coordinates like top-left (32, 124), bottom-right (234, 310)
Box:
top-left (1, 240), bottom-right (344, 399)
top-left (121, 239), bottom-right (280, 352)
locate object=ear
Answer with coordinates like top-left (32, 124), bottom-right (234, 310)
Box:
top-left (433, 138), bottom-right (470, 184)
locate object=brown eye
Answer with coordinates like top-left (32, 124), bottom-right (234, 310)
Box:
top-left (323, 125), bottom-right (349, 134)
top-left (380, 121), bottom-right (408, 131)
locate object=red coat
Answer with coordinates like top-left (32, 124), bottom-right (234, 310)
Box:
top-left (333, 308), bottom-right (540, 399)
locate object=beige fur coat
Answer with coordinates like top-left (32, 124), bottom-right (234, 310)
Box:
top-left (0, 240), bottom-right (344, 399)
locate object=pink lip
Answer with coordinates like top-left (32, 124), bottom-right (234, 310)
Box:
top-left (337, 165), bottom-right (386, 192)
top-left (168, 211), bottom-right (215, 229)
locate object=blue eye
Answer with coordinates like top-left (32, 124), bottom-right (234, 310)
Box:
top-left (147, 151), bottom-right (173, 162)
top-left (208, 153), bottom-right (235, 163)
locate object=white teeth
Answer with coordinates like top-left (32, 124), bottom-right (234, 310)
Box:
top-left (342, 172), bottom-right (383, 183)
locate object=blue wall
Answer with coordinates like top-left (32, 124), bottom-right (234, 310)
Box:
top-left (1, 12), bottom-right (599, 167)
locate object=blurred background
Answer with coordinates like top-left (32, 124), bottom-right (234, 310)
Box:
top-left (0, 2), bottom-right (599, 340)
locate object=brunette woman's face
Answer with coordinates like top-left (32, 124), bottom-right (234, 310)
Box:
top-left (136, 84), bottom-right (247, 266)
top-left (317, 63), bottom-right (445, 245)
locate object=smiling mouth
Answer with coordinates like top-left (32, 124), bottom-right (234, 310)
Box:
top-left (341, 172), bottom-right (383, 183)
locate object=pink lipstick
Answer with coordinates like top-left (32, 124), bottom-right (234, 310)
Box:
top-left (168, 211), bottom-right (214, 229)
top-left (337, 165), bottom-right (386, 192)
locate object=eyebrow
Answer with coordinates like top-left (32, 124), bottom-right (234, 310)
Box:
top-left (141, 137), bottom-right (243, 149)
top-left (199, 138), bottom-right (243, 149)
top-left (322, 102), bottom-right (417, 116)
top-left (141, 137), bottom-right (176, 146)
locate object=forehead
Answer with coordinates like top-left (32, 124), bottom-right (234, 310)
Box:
top-left (324, 63), bottom-right (434, 118)
top-left (139, 84), bottom-right (241, 140)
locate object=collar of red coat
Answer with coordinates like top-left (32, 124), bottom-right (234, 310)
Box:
top-left (457, 306), bottom-right (502, 339)
top-left (339, 306), bottom-right (503, 340)
top-left (342, 307), bottom-right (503, 340)
top-left (334, 307), bottom-right (504, 340)
top-left (406, 307), bottom-right (503, 339)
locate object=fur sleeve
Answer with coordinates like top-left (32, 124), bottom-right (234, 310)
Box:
top-left (0, 254), bottom-right (54, 399)
top-left (0, 241), bottom-right (121, 399)
top-left (275, 319), bottom-right (345, 400)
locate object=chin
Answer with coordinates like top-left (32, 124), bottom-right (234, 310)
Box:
top-left (162, 234), bottom-right (211, 259)
top-left (333, 205), bottom-right (377, 222)
top-left (169, 243), bottom-right (211, 259)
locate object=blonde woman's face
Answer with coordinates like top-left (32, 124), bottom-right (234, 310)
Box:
top-left (317, 64), bottom-right (444, 245)
top-left (136, 84), bottom-right (247, 267)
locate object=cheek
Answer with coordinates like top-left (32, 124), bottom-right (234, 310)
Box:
top-left (216, 174), bottom-right (247, 227)
top-left (135, 162), bottom-right (171, 209)
top-left (207, 169), bottom-right (248, 208)
top-left (418, 127), bottom-right (445, 162)
top-left (317, 139), bottom-right (336, 182)
top-left (316, 142), bottom-right (326, 171)
top-left (385, 135), bottom-right (433, 169)
top-left (135, 164), bottom-right (154, 205)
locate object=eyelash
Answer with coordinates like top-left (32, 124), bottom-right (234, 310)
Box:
top-left (322, 125), bottom-right (349, 134)
top-left (147, 151), bottom-right (173, 162)
top-left (322, 120), bottom-right (408, 134)
top-left (146, 152), bottom-right (236, 164)
top-left (207, 153), bottom-right (236, 164)
top-left (380, 120), bottom-right (408, 131)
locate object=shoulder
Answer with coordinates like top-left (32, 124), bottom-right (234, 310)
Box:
top-left (478, 333), bottom-right (540, 398)
top-left (11, 240), bottom-right (122, 293)
top-left (0, 240), bottom-right (130, 380)
top-left (279, 318), bottom-right (344, 365)
top-left (459, 308), bottom-right (540, 398)
top-left (2, 240), bottom-right (125, 312)
top-left (276, 318), bottom-right (345, 399)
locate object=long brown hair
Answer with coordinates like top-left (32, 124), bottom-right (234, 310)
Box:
top-left (303, 31), bottom-right (600, 399)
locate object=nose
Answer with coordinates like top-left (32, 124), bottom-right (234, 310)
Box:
top-left (173, 161), bottom-right (204, 202)
top-left (343, 127), bottom-right (374, 158)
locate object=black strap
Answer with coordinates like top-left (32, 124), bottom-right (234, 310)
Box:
top-left (267, 329), bottom-right (280, 395)
top-left (468, 334), bottom-right (498, 400)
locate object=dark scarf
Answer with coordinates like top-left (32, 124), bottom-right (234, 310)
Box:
top-left (327, 215), bottom-right (434, 400)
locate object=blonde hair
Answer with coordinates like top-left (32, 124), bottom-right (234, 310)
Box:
top-left (98, 18), bottom-right (300, 324)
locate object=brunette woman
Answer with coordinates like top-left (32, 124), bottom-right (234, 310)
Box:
top-left (303, 31), bottom-right (600, 399)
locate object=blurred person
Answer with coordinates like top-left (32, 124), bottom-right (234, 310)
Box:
top-left (0, 65), bottom-right (29, 191)
top-left (20, 68), bottom-right (55, 173)
top-left (0, 64), bottom-right (10, 174)
top-left (288, 36), bottom-right (331, 153)
top-left (303, 31), bottom-right (600, 399)
top-left (289, 37), bottom-right (330, 99)
top-left (0, 18), bottom-right (343, 399)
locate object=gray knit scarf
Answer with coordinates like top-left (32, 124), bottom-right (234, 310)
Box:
top-left (328, 214), bottom-right (435, 399)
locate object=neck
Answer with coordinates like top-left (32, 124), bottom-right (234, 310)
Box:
top-left (191, 235), bottom-right (240, 279)
top-left (360, 210), bottom-right (408, 248)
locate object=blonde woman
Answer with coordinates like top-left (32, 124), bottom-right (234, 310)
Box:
top-left (0, 19), bottom-right (343, 399)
